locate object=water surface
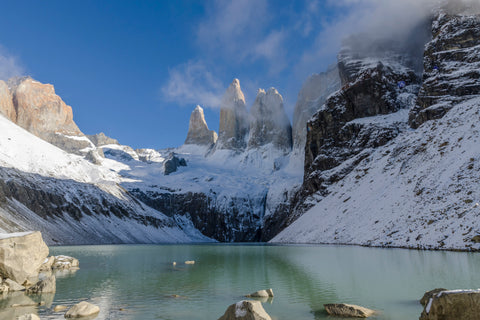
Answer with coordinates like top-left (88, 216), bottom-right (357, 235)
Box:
top-left (5, 244), bottom-right (480, 319)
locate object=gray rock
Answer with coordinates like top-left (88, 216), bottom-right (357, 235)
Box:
top-left (4, 278), bottom-right (25, 291)
top-left (217, 79), bottom-right (249, 150)
top-left (420, 289), bottom-right (480, 320)
top-left (86, 132), bottom-right (119, 147)
top-left (0, 231), bottom-right (49, 285)
top-left (65, 301), bottom-right (100, 318)
top-left (218, 300), bottom-right (272, 320)
top-left (26, 275), bottom-right (56, 294)
top-left (185, 105), bottom-right (218, 146)
top-left (52, 255), bottom-right (79, 270)
top-left (324, 303), bottom-right (375, 318)
top-left (248, 88), bottom-right (292, 152)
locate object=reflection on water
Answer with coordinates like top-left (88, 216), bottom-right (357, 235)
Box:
top-left (1, 244), bottom-right (479, 320)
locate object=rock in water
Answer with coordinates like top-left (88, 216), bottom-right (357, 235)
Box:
top-left (248, 88), bottom-right (292, 152)
top-left (39, 256), bottom-right (55, 272)
top-left (0, 80), bottom-right (16, 122)
top-left (420, 288), bottom-right (447, 307)
top-left (10, 77), bottom-right (93, 154)
top-left (65, 301), bottom-right (100, 318)
top-left (409, 6), bottom-right (480, 128)
top-left (217, 79), bottom-right (249, 150)
top-left (0, 231), bottom-right (49, 285)
top-left (324, 303), bottom-right (375, 318)
top-left (246, 289), bottom-right (274, 298)
top-left (420, 289), bottom-right (480, 320)
top-left (185, 105), bottom-right (218, 146)
top-left (26, 275), bottom-right (56, 294)
top-left (218, 300), bottom-right (272, 320)
top-left (52, 255), bottom-right (79, 270)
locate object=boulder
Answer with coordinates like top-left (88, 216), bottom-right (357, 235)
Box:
top-left (324, 303), bottom-right (375, 318)
top-left (248, 88), bottom-right (292, 152)
top-left (185, 105), bottom-right (218, 146)
top-left (217, 79), bottom-right (249, 150)
top-left (26, 275), bottom-right (56, 294)
top-left (53, 305), bottom-right (68, 312)
top-left (246, 289), bottom-right (274, 298)
top-left (0, 282), bottom-right (8, 294)
top-left (420, 288), bottom-right (447, 307)
top-left (184, 260), bottom-right (195, 265)
top-left (52, 255), bottom-right (79, 270)
top-left (39, 256), bottom-right (55, 272)
top-left (419, 289), bottom-right (480, 320)
top-left (164, 154), bottom-right (187, 175)
top-left (0, 231), bottom-right (49, 285)
top-left (65, 301), bottom-right (100, 318)
top-left (17, 314), bottom-right (40, 320)
top-left (4, 278), bottom-right (25, 291)
top-left (218, 300), bottom-right (272, 320)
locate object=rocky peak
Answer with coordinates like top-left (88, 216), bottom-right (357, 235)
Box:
top-left (184, 105), bottom-right (218, 146)
top-left (0, 80), bottom-right (16, 122)
top-left (87, 132), bottom-right (119, 147)
top-left (409, 6), bottom-right (480, 128)
top-left (10, 77), bottom-right (92, 154)
top-left (217, 79), bottom-right (249, 150)
top-left (292, 65), bottom-right (341, 152)
top-left (248, 87), bottom-right (292, 151)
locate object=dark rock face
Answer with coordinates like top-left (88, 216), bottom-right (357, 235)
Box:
top-left (163, 154), bottom-right (187, 175)
top-left (409, 9), bottom-right (480, 128)
top-left (130, 189), bottom-right (265, 242)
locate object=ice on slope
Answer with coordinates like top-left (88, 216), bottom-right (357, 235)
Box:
top-left (273, 97), bottom-right (480, 250)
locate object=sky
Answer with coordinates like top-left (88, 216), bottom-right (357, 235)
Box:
top-left (0, 0), bottom-right (440, 149)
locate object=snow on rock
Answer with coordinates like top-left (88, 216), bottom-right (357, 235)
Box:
top-left (273, 97), bottom-right (480, 251)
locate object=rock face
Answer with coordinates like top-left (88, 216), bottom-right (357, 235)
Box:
top-left (8, 77), bottom-right (92, 154)
top-left (185, 105), bottom-right (218, 146)
top-left (26, 275), bottom-right (56, 294)
top-left (420, 288), bottom-right (447, 307)
top-left (65, 301), bottom-right (100, 318)
top-left (4, 278), bottom-right (25, 291)
top-left (248, 88), bottom-right (292, 151)
top-left (0, 80), bottom-right (16, 121)
top-left (292, 65), bottom-right (341, 152)
top-left (18, 314), bottom-right (40, 320)
top-left (217, 79), bottom-right (249, 150)
top-left (0, 231), bottom-right (49, 284)
top-left (409, 7), bottom-right (480, 128)
top-left (87, 132), bottom-right (119, 147)
top-left (218, 300), bottom-right (272, 320)
top-left (324, 303), bottom-right (375, 318)
top-left (420, 289), bottom-right (480, 320)
top-left (163, 153), bottom-right (187, 175)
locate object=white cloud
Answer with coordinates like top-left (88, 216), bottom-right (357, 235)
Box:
top-left (0, 46), bottom-right (24, 81)
top-left (161, 61), bottom-right (224, 109)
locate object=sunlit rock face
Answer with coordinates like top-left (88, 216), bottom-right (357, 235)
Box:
top-left (248, 88), bottom-right (292, 151)
top-left (292, 65), bottom-right (341, 153)
top-left (87, 132), bottom-right (119, 147)
top-left (217, 79), bottom-right (249, 150)
top-left (184, 105), bottom-right (217, 146)
top-left (7, 77), bottom-right (92, 154)
top-left (409, 4), bottom-right (480, 128)
top-left (0, 80), bottom-right (16, 122)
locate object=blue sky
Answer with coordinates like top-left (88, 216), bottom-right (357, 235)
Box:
top-left (0, 0), bottom-right (434, 149)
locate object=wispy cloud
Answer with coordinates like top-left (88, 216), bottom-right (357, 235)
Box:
top-left (0, 46), bottom-right (24, 81)
top-left (161, 60), bottom-right (224, 109)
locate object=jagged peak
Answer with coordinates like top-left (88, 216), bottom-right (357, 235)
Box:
top-left (223, 78), bottom-right (246, 106)
top-left (194, 105), bottom-right (203, 112)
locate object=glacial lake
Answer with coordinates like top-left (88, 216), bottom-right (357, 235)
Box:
top-left (2, 244), bottom-right (480, 320)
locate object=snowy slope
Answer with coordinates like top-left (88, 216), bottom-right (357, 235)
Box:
top-left (273, 97), bottom-right (480, 250)
top-left (0, 114), bottom-right (211, 244)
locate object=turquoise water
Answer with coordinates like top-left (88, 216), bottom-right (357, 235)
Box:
top-left (2, 244), bottom-right (480, 319)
